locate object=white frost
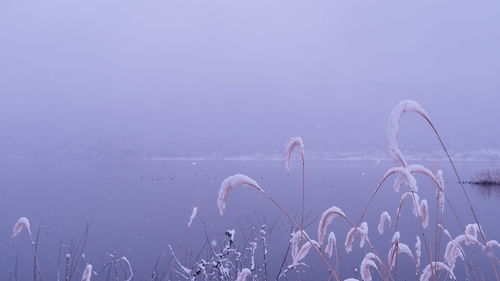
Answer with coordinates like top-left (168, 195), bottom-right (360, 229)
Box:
top-left (187, 207), bottom-right (198, 227)
top-left (420, 199), bottom-right (429, 229)
top-left (378, 211), bottom-right (391, 235)
top-left (217, 174), bottom-right (263, 215)
top-left (387, 100), bottom-right (430, 167)
top-left (81, 264), bottom-right (92, 281)
top-left (345, 222), bottom-right (369, 253)
top-left (360, 253), bottom-right (380, 281)
top-left (317, 206), bottom-right (347, 244)
top-left (12, 217), bottom-right (32, 239)
top-left (284, 137), bottom-right (304, 171)
top-left (325, 232), bottom-right (336, 258)
top-left (415, 236), bottom-right (422, 268)
top-left (420, 262), bottom-right (456, 281)
top-left (236, 268), bottom-right (252, 281)
top-left (292, 240), bottom-right (320, 266)
top-left (399, 192), bottom-right (421, 217)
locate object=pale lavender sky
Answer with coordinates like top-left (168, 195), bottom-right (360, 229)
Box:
top-left (1, 0), bottom-right (499, 157)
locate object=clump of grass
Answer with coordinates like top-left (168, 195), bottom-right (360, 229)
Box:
top-left (468, 169), bottom-right (500, 186)
top-left (211, 99), bottom-right (499, 281)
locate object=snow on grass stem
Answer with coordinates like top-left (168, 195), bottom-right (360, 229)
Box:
top-left (345, 222), bottom-right (368, 253)
top-left (377, 211), bottom-right (391, 235)
top-left (317, 206), bottom-right (347, 245)
top-left (284, 137), bottom-right (304, 171)
top-left (290, 230), bottom-right (311, 260)
top-left (187, 207), bottom-right (198, 227)
top-left (168, 244), bottom-right (192, 277)
top-left (444, 234), bottom-right (482, 271)
top-left (12, 217), bottom-right (33, 242)
top-left (236, 268), bottom-right (252, 281)
top-left (389, 100), bottom-right (496, 279)
top-left (387, 100), bottom-right (430, 167)
top-left (386, 167), bottom-right (419, 192)
top-left (420, 262), bottom-right (456, 281)
top-left (397, 191), bottom-right (420, 220)
top-left (325, 232), bottom-right (336, 258)
top-left (120, 256), bottom-right (133, 281)
top-left (284, 137), bottom-right (306, 253)
top-left (360, 253), bottom-right (381, 281)
top-left (419, 199), bottom-right (429, 229)
top-left (292, 240), bottom-right (321, 267)
top-left (217, 174), bottom-right (263, 216)
top-left (81, 264), bottom-right (92, 281)
top-left (353, 166), bottom-right (422, 246)
top-left (415, 236), bottom-right (422, 269)
top-left (388, 231), bottom-right (414, 270)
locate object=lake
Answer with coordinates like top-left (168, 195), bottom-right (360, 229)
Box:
top-left (0, 158), bottom-right (498, 281)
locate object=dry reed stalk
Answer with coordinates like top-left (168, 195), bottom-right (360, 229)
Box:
top-left (284, 137), bottom-right (306, 253)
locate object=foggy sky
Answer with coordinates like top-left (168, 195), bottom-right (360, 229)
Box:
top-left (1, 0), bottom-right (499, 157)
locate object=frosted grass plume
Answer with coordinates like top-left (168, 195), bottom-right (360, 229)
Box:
top-left (387, 100), bottom-right (430, 167)
top-left (290, 230), bottom-right (311, 260)
top-left (284, 137), bottom-right (304, 171)
top-left (317, 206), bottom-right (347, 245)
top-left (399, 191), bottom-right (421, 218)
top-left (81, 264), bottom-right (92, 281)
top-left (385, 167), bottom-right (418, 192)
top-left (325, 232), bottom-right (336, 258)
top-left (420, 262), bottom-right (456, 281)
top-left (345, 222), bottom-right (368, 253)
top-left (360, 252), bottom-right (380, 281)
top-left (444, 233), bottom-right (482, 271)
top-left (236, 268), bottom-right (251, 281)
top-left (415, 236), bottom-right (422, 268)
top-left (217, 174), bottom-right (263, 215)
top-left (419, 199), bottom-right (429, 229)
top-left (12, 217), bottom-right (32, 239)
top-left (388, 100), bottom-right (495, 279)
top-left (187, 207), bottom-right (198, 227)
top-left (388, 231), bottom-right (413, 269)
top-left (120, 256), bottom-right (133, 281)
top-left (377, 211), bottom-right (391, 235)
top-left (292, 240), bottom-right (320, 267)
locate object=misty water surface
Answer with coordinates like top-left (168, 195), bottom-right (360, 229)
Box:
top-left (0, 158), bottom-right (498, 280)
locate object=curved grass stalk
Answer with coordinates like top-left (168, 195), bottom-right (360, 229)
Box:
top-left (390, 101), bottom-right (489, 241)
top-left (318, 206), bottom-right (348, 245)
top-left (420, 262), bottom-right (456, 281)
top-left (284, 137), bottom-right (306, 251)
top-left (364, 99), bottom-right (496, 280)
top-left (388, 99), bottom-right (499, 280)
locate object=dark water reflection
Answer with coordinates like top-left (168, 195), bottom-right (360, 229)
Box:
top-left (0, 158), bottom-right (498, 280)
